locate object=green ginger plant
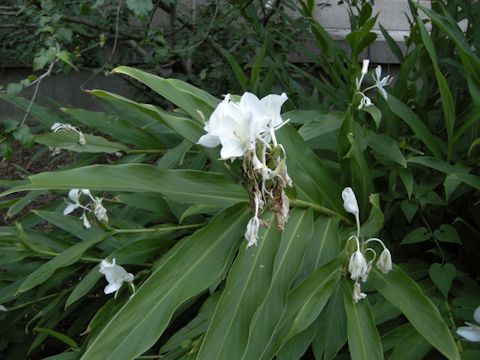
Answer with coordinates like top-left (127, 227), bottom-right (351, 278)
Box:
top-left (0, 63), bottom-right (462, 359)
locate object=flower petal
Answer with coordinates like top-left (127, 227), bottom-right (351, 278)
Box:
top-left (198, 133), bottom-right (221, 148)
top-left (474, 306), bottom-right (480, 324)
top-left (63, 203), bottom-right (77, 215)
top-left (220, 137), bottom-right (245, 160)
top-left (457, 325), bottom-right (480, 342)
top-left (261, 93), bottom-right (288, 128)
top-left (104, 282), bottom-right (122, 295)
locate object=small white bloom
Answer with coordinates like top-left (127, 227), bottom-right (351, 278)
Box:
top-left (361, 59), bottom-right (370, 75)
top-left (372, 65), bottom-right (393, 99)
top-left (361, 260), bottom-right (373, 283)
top-left (0, 305), bottom-right (7, 311)
top-left (99, 258), bottom-right (134, 295)
top-left (358, 93), bottom-right (373, 110)
top-left (457, 306), bottom-right (480, 342)
top-left (353, 281), bottom-right (367, 303)
top-left (93, 197), bottom-right (108, 222)
top-left (376, 248), bottom-right (392, 274)
top-left (51, 123), bottom-right (86, 145)
top-left (245, 216), bottom-right (261, 247)
top-left (342, 187), bottom-right (359, 216)
top-left (81, 213), bottom-right (91, 229)
top-left (63, 189), bottom-right (82, 215)
top-left (348, 248), bottom-right (369, 281)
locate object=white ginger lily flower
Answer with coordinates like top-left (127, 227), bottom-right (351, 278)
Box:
top-left (457, 306), bottom-right (480, 342)
top-left (245, 216), bottom-right (261, 248)
top-left (348, 247), bottom-right (369, 281)
top-left (63, 189), bottom-right (90, 215)
top-left (353, 281), bottom-right (367, 303)
top-left (376, 247), bottom-right (392, 274)
top-left (80, 213), bottom-right (91, 229)
top-left (372, 65), bottom-right (393, 99)
top-left (358, 93), bottom-right (373, 110)
top-left (99, 258), bottom-right (134, 295)
top-left (93, 197), bottom-right (108, 222)
top-left (197, 92), bottom-right (288, 160)
top-left (0, 305), bottom-right (7, 311)
top-left (356, 59), bottom-right (370, 89)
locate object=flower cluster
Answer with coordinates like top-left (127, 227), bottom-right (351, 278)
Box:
top-left (457, 306), bottom-right (480, 342)
top-left (342, 187), bottom-right (392, 303)
top-left (50, 123), bottom-right (86, 155)
top-left (355, 59), bottom-right (393, 110)
top-left (198, 92), bottom-right (292, 246)
top-left (63, 189), bottom-right (108, 229)
top-left (99, 258), bottom-right (134, 296)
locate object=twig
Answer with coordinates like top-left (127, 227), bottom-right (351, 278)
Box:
top-left (20, 58), bottom-right (59, 126)
top-left (63, 16), bottom-right (142, 41)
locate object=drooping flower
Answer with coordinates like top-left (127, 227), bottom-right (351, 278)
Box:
top-left (353, 281), bottom-right (367, 303)
top-left (93, 197), bottom-right (108, 222)
top-left (457, 306), bottom-right (480, 342)
top-left (245, 216), bottom-right (261, 248)
top-left (376, 247), bottom-right (392, 274)
top-left (99, 258), bottom-right (134, 295)
top-left (372, 65), bottom-right (393, 99)
top-left (51, 122), bottom-right (86, 145)
top-left (348, 247), bottom-right (369, 281)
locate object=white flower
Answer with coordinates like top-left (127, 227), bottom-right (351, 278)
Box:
top-left (81, 213), bottom-right (91, 229)
top-left (372, 65), bottom-right (393, 99)
top-left (99, 258), bottom-right (134, 295)
top-left (342, 187), bottom-right (359, 216)
top-left (353, 281), bottom-right (367, 303)
top-left (361, 260), bottom-right (373, 283)
top-left (63, 189), bottom-right (90, 215)
top-left (358, 93), bottom-right (373, 109)
top-left (376, 248), bottom-right (392, 274)
top-left (348, 248), bottom-right (369, 281)
top-left (93, 197), bottom-right (108, 222)
top-left (457, 306), bottom-right (480, 342)
top-left (361, 59), bottom-right (370, 75)
top-left (0, 305), bottom-right (7, 311)
top-left (245, 216), bottom-right (261, 247)
top-left (197, 92), bottom-right (288, 160)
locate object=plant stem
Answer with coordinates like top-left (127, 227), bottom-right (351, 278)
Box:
top-left (110, 223), bottom-right (204, 234)
top-left (290, 199), bottom-right (352, 225)
top-left (7, 291), bottom-right (68, 311)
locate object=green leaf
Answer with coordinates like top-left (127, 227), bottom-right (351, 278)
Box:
top-left (241, 209), bottom-right (315, 360)
top-left (401, 227), bottom-right (431, 245)
top-left (386, 95), bottom-right (443, 158)
top-left (17, 231), bottom-right (109, 293)
top-left (221, 49), bottom-right (248, 92)
top-left (362, 105), bottom-right (382, 130)
top-left (65, 267), bottom-right (102, 309)
top-left (343, 280), bottom-right (383, 360)
top-left (111, 66), bottom-right (218, 121)
top-left (126, 0), bottom-right (153, 17)
top-left (197, 213), bottom-right (281, 360)
top-left (369, 266), bottom-right (460, 360)
top-left (81, 205), bottom-right (250, 360)
top-left (6, 83), bottom-right (23, 95)
top-left (366, 130), bottom-right (406, 167)
top-left (312, 283), bottom-right (347, 360)
top-left (388, 330), bottom-right (431, 360)
top-left (429, 263), bottom-right (456, 298)
top-left (250, 40), bottom-right (268, 93)
top-left (56, 50), bottom-right (78, 71)
top-left (433, 224), bottom-right (461, 244)
top-left (1, 164), bottom-right (248, 208)
top-left (35, 132), bottom-right (129, 153)
top-left (33, 327), bottom-right (79, 349)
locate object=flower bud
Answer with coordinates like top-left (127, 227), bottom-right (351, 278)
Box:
top-left (342, 187), bottom-right (359, 216)
top-left (376, 248), bottom-right (392, 274)
top-left (245, 216), bottom-right (261, 247)
top-left (361, 59), bottom-right (370, 75)
top-left (353, 281), bottom-right (367, 303)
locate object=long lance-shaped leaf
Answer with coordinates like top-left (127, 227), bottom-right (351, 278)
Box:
top-left (197, 213), bottom-right (281, 360)
top-left (241, 209), bottom-right (314, 360)
top-left (111, 66), bottom-right (219, 121)
top-left (259, 259), bottom-right (342, 360)
top-left (81, 205), bottom-right (250, 360)
top-left (343, 280), bottom-right (383, 360)
top-left (88, 89), bottom-right (203, 144)
top-left (0, 164), bottom-right (248, 207)
top-left (416, 16), bottom-right (456, 160)
top-left (386, 95), bottom-right (443, 158)
top-left (276, 125), bottom-right (345, 218)
top-left (369, 266), bottom-right (460, 360)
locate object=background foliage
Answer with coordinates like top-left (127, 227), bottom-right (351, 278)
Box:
top-left (1, 0), bottom-right (480, 359)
